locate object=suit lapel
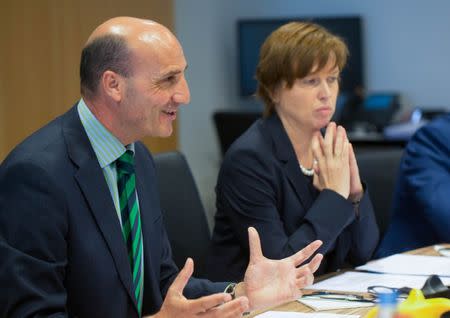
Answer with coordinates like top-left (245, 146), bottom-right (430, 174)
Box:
top-left (135, 145), bottom-right (167, 314)
top-left (264, 114), bottom-right (314, 209)
top-left (134, 149), bottom-right (155, 277)
top-left (62, 106), bottom-right (137, 310)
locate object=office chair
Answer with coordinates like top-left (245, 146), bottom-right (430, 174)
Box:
top-left (153, 151), bottom-right (211, 278)
top-left (356, 148), bottom-right (404, 239)
top-left (213, 110), bottom-right (262, 156)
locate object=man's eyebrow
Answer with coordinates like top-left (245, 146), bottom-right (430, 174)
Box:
top-left (157, 70), bottom-right (179, 80)
top-left (160, 65), bottom-right (189, 78)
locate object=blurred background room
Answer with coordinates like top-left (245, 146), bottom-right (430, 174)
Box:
top-left (1, 0), bottom-right (449, 230)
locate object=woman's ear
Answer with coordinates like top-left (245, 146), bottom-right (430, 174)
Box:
top-left (270, 82), bottom-right (282, 104)
top-left (101, 70), bottom-right (125, 102)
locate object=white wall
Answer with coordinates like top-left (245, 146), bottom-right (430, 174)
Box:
top-left (174, 0), bottom-right (450, 227)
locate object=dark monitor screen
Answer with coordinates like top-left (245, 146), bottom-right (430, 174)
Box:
top-left (238, 16), bottom-right (364, 97)
top-left (364, 94), bottom-right (395, 110)
top-left (362, 93), bottom-right (400, 130)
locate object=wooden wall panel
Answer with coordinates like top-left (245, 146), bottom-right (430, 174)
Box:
top-left (0, 0), bottom-right (176, 161)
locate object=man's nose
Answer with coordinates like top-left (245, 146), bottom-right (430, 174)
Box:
top-left (173, 76), bottom-right (190, 105)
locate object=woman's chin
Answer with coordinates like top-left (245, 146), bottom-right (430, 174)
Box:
top-left (316, 119), bottom-right (332, 130)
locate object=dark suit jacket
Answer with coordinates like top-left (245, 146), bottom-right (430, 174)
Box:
top-left (0, 105), bottom-right (226, 318)
top-left (206, 114), bottom-right (379, 282)
top-left (376, 114), bottom-right (450, 257)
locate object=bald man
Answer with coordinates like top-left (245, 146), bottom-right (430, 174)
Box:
top-left (0, 17), bottom-right (322, 318)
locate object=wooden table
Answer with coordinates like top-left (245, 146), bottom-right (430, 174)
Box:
top-left (248, 244), bottom-right (449, 317)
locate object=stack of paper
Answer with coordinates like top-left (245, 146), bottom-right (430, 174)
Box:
top-left (256, 312), bottom-right (360, 318)
top-left (310, 271), bottom-right (450, 293)
top-left (356, 254), bottom-right (450, 276)
top-left (298, 297), bottom-right (373, 311)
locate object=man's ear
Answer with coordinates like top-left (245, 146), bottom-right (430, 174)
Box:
top-left (101, 70), bottom-right (125, 102)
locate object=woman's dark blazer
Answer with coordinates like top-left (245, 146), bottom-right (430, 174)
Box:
top-left (206, 113), bottom-right (379, 282)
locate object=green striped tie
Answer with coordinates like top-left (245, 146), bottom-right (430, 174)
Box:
top-left (117, 150), bottom-right (143, 315)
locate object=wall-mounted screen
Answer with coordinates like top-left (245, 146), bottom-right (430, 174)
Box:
top-left (238, 16), bottom-right (364, 97)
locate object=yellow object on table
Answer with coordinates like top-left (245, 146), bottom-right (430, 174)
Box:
top-left (364, 289), bottom-right (450, 318)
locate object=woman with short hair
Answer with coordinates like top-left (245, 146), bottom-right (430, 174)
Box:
top-left (206, 21), bottom-right (379, 281)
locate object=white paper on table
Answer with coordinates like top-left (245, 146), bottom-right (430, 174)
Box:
top-left (309, 271), bottom-right (450, 293)
top-left (255, 312), bottom-right (359, 318)
top-left (297, 297), bottom-right (373, 311)
top-left (356, 254), bottom-right (450, 276)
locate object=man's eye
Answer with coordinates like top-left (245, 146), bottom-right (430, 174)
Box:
top-left (166, 76), bottom-right (177, 83)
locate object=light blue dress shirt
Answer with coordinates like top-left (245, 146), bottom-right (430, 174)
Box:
top-left (77, 99), bottom-right (144, 294)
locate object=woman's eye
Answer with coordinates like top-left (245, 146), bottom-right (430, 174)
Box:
top-left (303, 78), bottom-right (320, 86)
top-left (327, 76), bottom-right (339, 84)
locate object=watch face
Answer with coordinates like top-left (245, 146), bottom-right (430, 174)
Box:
top-left (225, 283), bottom-right (237, 299)
top-left (436, 246), bottom-right (450, 257)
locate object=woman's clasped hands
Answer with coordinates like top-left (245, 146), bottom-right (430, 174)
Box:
top-left (311, 122), bottom-right (363, 202)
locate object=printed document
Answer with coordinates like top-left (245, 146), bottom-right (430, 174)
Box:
top-left (356, 254), bottom-right (450, 276)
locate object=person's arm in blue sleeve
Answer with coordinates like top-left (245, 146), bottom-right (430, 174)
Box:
top-left (402, 118), bottom-right (450, 241)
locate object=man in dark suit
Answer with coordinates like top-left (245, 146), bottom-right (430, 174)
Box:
top-left (376, 114), bottom-right (450, 257)
top-left (0, 17), bottom-right (323, 317)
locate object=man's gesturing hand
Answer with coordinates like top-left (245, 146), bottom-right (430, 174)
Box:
top-left (241, 227), bottom-right (323, 311)
top-left (151, 258), bottom-right (249, 318)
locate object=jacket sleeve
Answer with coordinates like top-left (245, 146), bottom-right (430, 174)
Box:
top-left (401, 120), bottom-right (450, 241)
top-left (216, 148), bottom-right (366, 262)
top-left (347, 184), bottom-right (380, 265)
top-left (157, 218), bottom-right (228, 300)
top-left (0, 160), bottom-right (68, 318)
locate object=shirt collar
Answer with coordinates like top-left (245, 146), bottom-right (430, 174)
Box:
top-left (77, 98), bottom-right (135, 168)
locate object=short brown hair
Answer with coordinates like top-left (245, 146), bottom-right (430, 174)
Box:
top-left (255, 21), bottom-right (348, 117)
top-left (80, 34), bottom-right (133, 99)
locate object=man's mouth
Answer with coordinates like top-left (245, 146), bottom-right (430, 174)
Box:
top-left (162, 110), bottom-right (177, 116)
